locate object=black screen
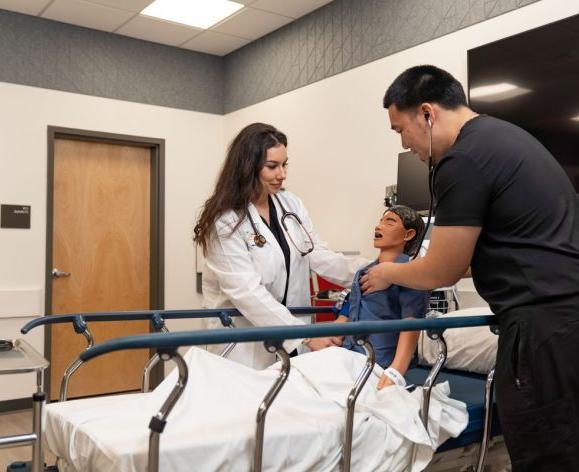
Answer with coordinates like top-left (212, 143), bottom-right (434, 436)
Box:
top-left (396, 151), bottom-right (430, 212)
top-left (468, 14), bottom-right (579, 192)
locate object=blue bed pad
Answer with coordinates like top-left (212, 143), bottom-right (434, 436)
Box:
top-left (406, 367), bottom-right (501, 452)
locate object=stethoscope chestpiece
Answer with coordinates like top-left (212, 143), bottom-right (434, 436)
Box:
top-left (254, 234), bottom-right (267, 247)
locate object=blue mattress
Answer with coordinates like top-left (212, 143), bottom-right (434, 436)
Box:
top-left (405, 367), bottom-right (501, 451)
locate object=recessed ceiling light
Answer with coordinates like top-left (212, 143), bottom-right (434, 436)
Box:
top-left (571, 115), bottom-right (579, 122)
top-left (141, 0), bottom-right (243, 30)
top-left (470, 82), bottom-right (531, 102)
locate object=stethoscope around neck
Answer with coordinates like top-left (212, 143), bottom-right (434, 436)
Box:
top-left (247, 194), bottom-right (315, 256)
top-left (410, 113), bottom-right (436, 261)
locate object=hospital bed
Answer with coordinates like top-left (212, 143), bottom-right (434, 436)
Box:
top-left (14, 310), bottom-right (498, 472)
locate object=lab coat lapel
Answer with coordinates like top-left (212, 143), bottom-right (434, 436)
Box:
top-left (247, 202), bottom-right (286, 261)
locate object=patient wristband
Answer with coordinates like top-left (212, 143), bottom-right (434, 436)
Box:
top-left (383, 367), bottom-right (406, 387)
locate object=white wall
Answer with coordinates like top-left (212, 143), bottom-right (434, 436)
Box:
top-left (224, 0), bottom-right (579, 300)
top-left (0, 84), bottom-right (224, 401)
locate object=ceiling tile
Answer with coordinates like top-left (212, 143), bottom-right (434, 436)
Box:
top-left (83, 0), bottom-right (155, 13)
top-left (182, 30), bottom-right (249, 56)
top-left (213, 7), bottom-right (292, 40)
top-left (42, 0), bottom-right (135, 32)
top-left (117, 15), bottom-right (201, 46)
top-left (0, 0), bottom-right (51, 16)
top-left (250, 0), bottom-right (333, 19)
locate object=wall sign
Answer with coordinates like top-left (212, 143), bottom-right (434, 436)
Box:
top-left (1, 204), bottom-right (31, 229)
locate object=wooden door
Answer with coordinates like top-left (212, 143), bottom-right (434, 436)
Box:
top-left (50, 138), bottom-right (152, 400)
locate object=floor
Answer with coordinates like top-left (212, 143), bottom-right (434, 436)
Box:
top-left (426, 436), bottom-right (512, 471)
top-left (1, 409), bottom-right (511, 472)
top-left (0, 410), bottom-right (56, 471)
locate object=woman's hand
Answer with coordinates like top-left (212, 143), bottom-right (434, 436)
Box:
top-left (307, 337), bottom-right (343, 351)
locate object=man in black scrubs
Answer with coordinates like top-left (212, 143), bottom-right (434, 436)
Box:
top-left (361, 65), bottom-right (579, 471)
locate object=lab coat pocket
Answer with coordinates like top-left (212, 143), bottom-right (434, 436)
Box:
top-left (248, 240), bottom-right (282, 287)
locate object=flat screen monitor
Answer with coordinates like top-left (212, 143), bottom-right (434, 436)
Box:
top-left (396, 151), bottom-right (430, 212)
top-left (468, 14), bottom-right (579, 192)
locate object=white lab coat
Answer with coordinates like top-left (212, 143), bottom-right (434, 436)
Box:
top-left (202, 190), bottom-right (368, 369)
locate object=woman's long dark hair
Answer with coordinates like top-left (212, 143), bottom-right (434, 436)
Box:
top-left (194, 123), bottom-right (288, 254)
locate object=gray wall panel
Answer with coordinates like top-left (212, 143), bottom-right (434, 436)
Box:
top-left (0, 1), bottom-right (540, 115)
top-left (224, 0), bottom-right (540, 113)
top-left (0, 9), bottom-right (223, 114)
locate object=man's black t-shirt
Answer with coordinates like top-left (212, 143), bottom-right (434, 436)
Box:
top-left (434, 115), bottom-right (579, 315)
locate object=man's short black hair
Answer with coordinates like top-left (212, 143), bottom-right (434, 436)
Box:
top-left (383, 65), bottom-right (467, 111)
top-left (385, 205), bottom-right (425, 256)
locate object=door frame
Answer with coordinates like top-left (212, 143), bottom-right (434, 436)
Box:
top-left (45, 126), bottom-right (165, 396)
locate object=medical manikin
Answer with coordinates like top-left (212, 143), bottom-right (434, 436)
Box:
top-left (317, 205), bottom-right (430, 390)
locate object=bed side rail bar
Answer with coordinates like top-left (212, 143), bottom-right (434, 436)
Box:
top-left (80, 316), bottom-right (495, 362)
top-left (21, 306), bottom-right (335, 333)
top-left (147, 348), bottom-right (188, 472)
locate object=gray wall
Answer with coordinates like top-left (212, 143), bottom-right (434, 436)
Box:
top-left (224, 0), bottom-right (540, 113)
top-left (0, 9), bottom-right (224, 114)
top-left (0, 1), bottom-right (540, 115)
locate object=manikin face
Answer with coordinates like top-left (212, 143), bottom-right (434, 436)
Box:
top-left (388, 104), bottom-right (431, 163)
top-left (259, 144), bottom-right (288, 195)
top-left (373, 211), bottom-right (416, 251)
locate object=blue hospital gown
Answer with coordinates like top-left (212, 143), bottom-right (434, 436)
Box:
top-left (342, 255), bottom-right (430, 369)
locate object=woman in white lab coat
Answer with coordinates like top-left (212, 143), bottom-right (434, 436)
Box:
top-left (194, 123), bottom-right (367, 369)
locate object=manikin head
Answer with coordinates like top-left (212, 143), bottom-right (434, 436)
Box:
top-left (373, 205), bottom-right (425, 257)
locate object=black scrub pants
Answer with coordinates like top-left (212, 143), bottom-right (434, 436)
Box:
top-left (495, 296), bottom-right (579, 471)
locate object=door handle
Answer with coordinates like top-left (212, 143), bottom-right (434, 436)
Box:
top-left (52, 268), bottom-right (71, 278)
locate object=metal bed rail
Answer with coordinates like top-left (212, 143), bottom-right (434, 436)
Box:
top-left (75, 315), bottom-right (495, 472)
top-left (21, 306), bottom-right (336, 399)
top-left (80, 316), bottom-right (495, 361)
top-left (20, 306), bottom-right (335, 334)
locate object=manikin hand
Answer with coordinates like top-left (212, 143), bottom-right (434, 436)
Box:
top-left (377, 374), bottom-right (395, 390)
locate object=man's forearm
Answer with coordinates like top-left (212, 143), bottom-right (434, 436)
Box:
top-left (383, 257), bottom-right (452, 291)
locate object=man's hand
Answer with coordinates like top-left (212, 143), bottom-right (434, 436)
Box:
top-left (377, 374), bottom-right (395, 390)
top-left (360, 262), bottom-right (393, 294)
top-left (307, 337), bottom-right (343, 351)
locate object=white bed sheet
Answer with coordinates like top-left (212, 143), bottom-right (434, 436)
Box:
top-left (45, 347), bottom-right (467, 472)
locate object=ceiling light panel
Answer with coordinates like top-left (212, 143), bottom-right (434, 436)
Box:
top-left (141, 0), bottom-right (243, 29)
top-left (117, 15), bottom-right (201, 46)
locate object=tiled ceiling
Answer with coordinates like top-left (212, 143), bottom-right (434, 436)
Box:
top-left (0, 0), bottom-right (333, 56)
